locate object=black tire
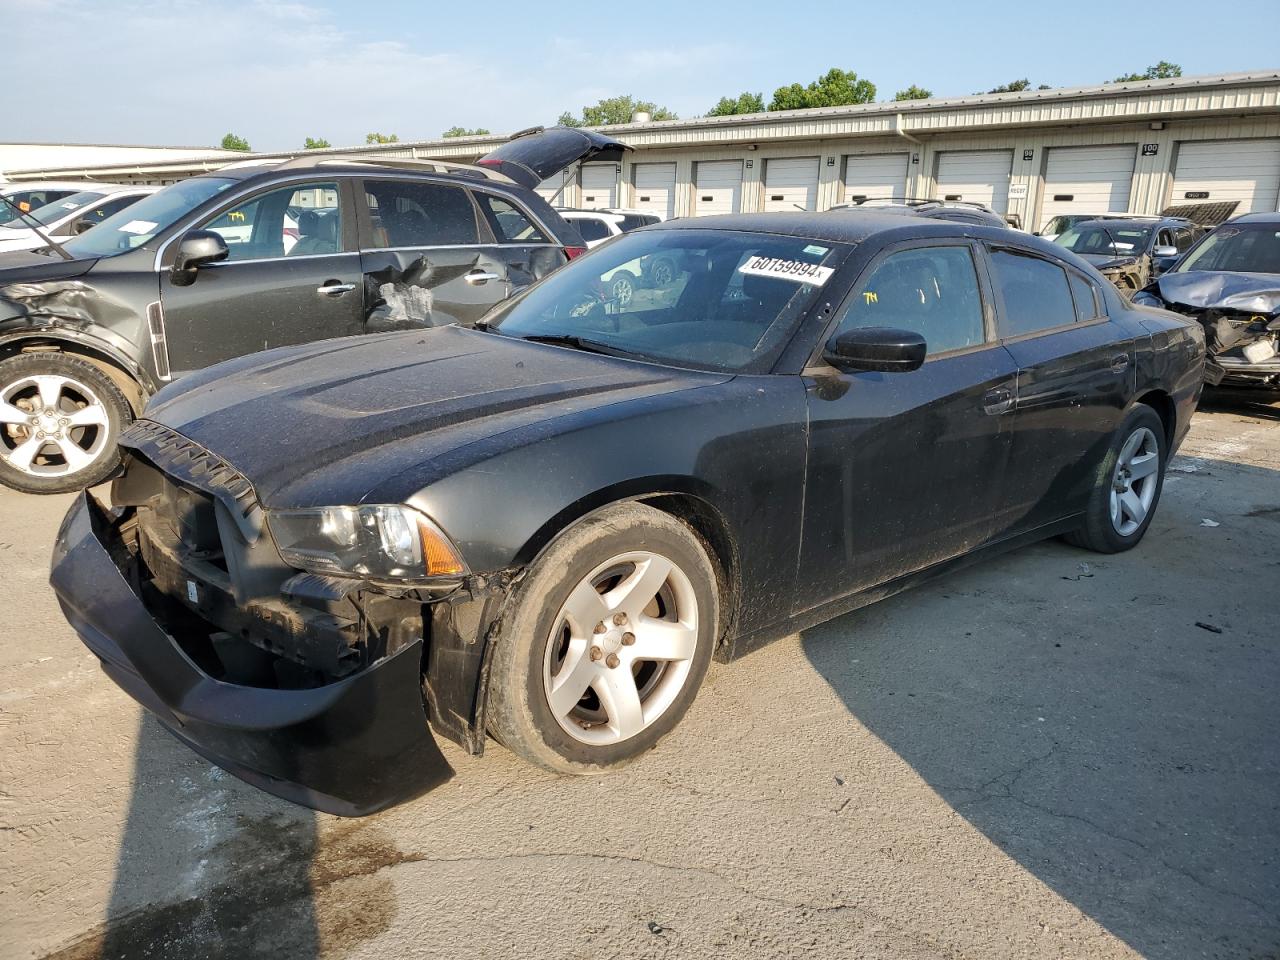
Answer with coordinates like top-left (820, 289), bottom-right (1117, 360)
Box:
top-left (487, 501), bottom-right (719, 774)
top-left (1064, 404), bottom-right (1166, 553)
top-left (0, 352), bottom-right (133, 495)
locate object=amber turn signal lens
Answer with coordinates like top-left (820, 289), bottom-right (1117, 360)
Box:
top-left (418, 516), bottom-right (467, 576)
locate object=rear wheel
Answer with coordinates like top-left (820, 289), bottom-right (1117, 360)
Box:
top-left (0, 353), bottom-right (133, 494)
top-left (1065, 404), bottom-right (1166, 553)
top-left (487, 502), bottom-right (719, 774)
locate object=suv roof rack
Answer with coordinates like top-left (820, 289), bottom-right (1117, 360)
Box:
top-left (269, 153), bottom-right (515, 183)
top-left (838, 196), bottom-right (997, 213)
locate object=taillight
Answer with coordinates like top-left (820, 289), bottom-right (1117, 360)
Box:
top-left (563, 246), bottom-right (587, 260)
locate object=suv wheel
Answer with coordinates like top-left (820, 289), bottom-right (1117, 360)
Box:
top-left (0, 353), bottom-right (133, 495)
top-left (487, 502), bottom-right (719, 774)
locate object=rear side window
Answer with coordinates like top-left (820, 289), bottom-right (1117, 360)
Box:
top-left (473, 193), bottom-right (549, 243)
top-left (1068, 271), bottom-right (1102, 321)
top-left (836, 245), bottom-right (986, 356)
top-left (363, 180), bottom-right (479, 248)
top-left (573, 217), bottom-right (612, 242)
top-left (991, 249), bottom-right (1076, 337)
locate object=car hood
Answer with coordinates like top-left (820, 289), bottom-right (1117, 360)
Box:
top-left (0, 251), bottom-right (96, 283)
top-left (1079, 253), bottom-right (1139, 270)
top-left (142, 326), bottom-right (727, 507)
top-left (1151, 270), bottom-right (1280, 314)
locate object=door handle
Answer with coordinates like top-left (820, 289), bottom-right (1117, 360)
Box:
top-left (982, 386), bottom-right (1015, 416)
top-left (1110, 354), bottom-right (1130, 373)
top-left (465, 271), bottom-right (502, 285)
top-left (316, 282), bottom-right (356, 296)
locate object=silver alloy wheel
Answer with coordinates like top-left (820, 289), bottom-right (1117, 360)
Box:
top-left (0, 374), bottom-right (110, 478)
top-left (543, 550), bottom-right (699, 746)
top-left (1109, 425), bottom-right (1160, 536)
top-left (651, 259), bottom-right (674, 287)
top-left (611, 274), bottom-right (634, 307)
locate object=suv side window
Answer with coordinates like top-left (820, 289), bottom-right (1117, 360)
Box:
top-left (1068, 271), bottom-right (1103, 322)
top-left (835, 245), bottom-right (986, 356)
top-left (1174, 227), bottom-right (1197, 252)
top-left (363, 180), bottom-right (479, 248)
top-left (473, 193), bottom-right (549, 243)
top-left (201, 181), bottom-right (342, 262)
top-left (990, 249), bottom-right (1076, 337)
top-left (573, 217), bottom-right (613, 243)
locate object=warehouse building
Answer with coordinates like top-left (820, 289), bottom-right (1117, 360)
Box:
top-left (5, 71), bottom-right (1279, 232)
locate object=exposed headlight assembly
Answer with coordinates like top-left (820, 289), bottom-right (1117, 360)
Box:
top-left (267, 504), bottom-right (467, 581)
top-left (1131, 291), bottom-right (1162, 308)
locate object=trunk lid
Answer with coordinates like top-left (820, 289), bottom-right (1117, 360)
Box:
top-left (477, 126), bottom-right (631, 190)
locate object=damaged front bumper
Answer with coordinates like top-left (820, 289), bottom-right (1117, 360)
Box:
top-left (50, 492), bottom-right (456, 816)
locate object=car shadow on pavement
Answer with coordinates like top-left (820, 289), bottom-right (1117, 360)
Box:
top-left (53, 714), bottom-right (323, 960)
top-left (800, 454), bottom-right (1279, 960)
top-left (1199, 386), bottom-right (1280, 423)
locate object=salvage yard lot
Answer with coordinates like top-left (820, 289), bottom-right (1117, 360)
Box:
top-left (1, 393), bottom-right (1277, 960)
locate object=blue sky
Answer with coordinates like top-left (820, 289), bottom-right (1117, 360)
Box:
top-left (5, 0), bottom-right (1278, 151)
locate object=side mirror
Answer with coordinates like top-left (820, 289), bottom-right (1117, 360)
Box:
top-left (823, 327), bottom-right (926, 373)
top-left (70, 217), bottom-right (97, 236)
top-left (170, 230), bottom-right (229, 286)
top-left (1151, 245), bottom-right (1178, 259)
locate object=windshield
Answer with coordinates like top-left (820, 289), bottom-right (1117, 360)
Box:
top-left (0, 188), bottom-right (79, 226)
top-left (1056, 225), bottom-right (1152, 257)
top-left (1, 191), bottom-right (106, 230)
top-left (1176, 224), bottom-right (1280, 275)
top-left (61, 177), bottom-right (238, 258)
top-left (486, 228), bottom-right (849, 373)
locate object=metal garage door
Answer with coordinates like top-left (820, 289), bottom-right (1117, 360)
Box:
top-left (935, 150), bottom-right (1013, 214)
top-left (536, 171), bottom-right (569, 204)
top-left (1171, 139), bottom-right (1280, 214)
top-left (841, 153), bottom-right (909, 203)
top-left (764, 156), bottom-right (819, 211)
top-left (1038, 145), bottom-right (1136, 230)
top-left (579, 164), bottom-right (617, 209)
top-left (632, 162), bottom-right (676, 218)
top-left (694, 160), bottom-right (743, 216)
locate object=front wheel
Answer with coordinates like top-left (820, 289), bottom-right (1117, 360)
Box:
top-left (487, 502), bottom-right (719, 774)
top-left (0, 353), bottom-right (133, 495)
top-left (1064, 404), bottom-right (1166, 553)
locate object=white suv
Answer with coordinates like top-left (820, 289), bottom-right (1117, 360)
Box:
top-left (0, 184), bottom-right (158, 254)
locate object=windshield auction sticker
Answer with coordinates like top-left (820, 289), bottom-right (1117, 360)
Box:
top-left (738, 256), bottom-right (833, 285)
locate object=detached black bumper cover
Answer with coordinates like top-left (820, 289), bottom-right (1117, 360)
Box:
top-left (50, 493), bottom-right (453, 816)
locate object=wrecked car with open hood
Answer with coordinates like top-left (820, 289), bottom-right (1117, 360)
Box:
top-left (1133, 212), bottom-right (1280, 389)
top-left (1052, 216), bottom-right (1203, 297)
top-left (51, 212), bottom-right (1204, 815)
top-left (0, 126), bottom-right (622, 494)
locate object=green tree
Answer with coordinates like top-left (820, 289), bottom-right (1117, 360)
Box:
top-left (769, 68), bottom-right (876, 111)
top-left (220, 132), bottom-right (250, 152)
top-left (1111, 61), bottom-right (1182, 83)
top-left (558, 95), bottom-right (677, 127)
top-left (707, 92), bottom-right (765, 116)
top-left (441, 126), bottom-right (491, 138)
top-left (365, 132), bottom-right (400, 144)
top-left (303, 137), bottom-right (331, 150)
top-left (893, 85), bottom-right (933, 101)
top-left (985, 79), bottom-right (1031, 94)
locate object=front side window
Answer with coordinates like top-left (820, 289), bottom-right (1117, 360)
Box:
top-left (363, 180), bottom-right (478, 248)
top-left (474, 193), bottom-right (548, 243)
top-left (201, 181), bottom-right (341, 261)
top-left (487, 228), bottom-right (849, 374)
top-left (835, 245), bottom-right (986, 356)
top-left (1177, 224), bottom-right (1280, 275)
top-left (991, 249), bottom-right (1077, 337)
top-left (1174, 228), bottom-right (1197, 252)
top-left (61, 176), bottom-right (239, 258)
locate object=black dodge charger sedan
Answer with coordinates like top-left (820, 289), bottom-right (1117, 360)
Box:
top-left (51, 212), bottom-right (1205, 815)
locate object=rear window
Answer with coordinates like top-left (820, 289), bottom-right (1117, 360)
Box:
top-left (991, 249), bottom-right (1077, 336)
top-left (487, 228), bottom-right (850, 374)
top-left (363, 180), bottom-right (479, 247)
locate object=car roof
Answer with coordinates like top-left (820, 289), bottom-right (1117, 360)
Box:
top-left (1225, 211), bottom-right (1280, 226)
top-left (1071, 217), bottom-right (1181, 230)
top-left (656, 210), bottom-right (1020, 245)
top-left (1, 180), bottom-right (112, 193)
top-left (558, 209), bottom-right (624, 221)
